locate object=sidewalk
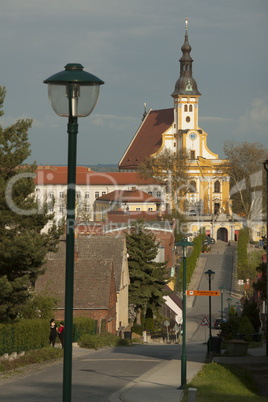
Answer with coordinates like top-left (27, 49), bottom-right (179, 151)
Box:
top-left (109, 345), bottom-right (206, 402)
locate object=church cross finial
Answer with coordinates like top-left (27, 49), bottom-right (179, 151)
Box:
top-left (185, 17), bottom-right (188, 31)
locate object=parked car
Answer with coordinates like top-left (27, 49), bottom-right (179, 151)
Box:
top-left (214, 318), bottom-right (226, 329)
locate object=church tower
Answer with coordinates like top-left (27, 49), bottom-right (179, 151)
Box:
top-left (172, 18), bottom-right (201, 130)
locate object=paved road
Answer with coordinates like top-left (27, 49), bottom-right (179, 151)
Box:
top-left (0, 240), bottom-right (238, 401)
top-left (187, 240), bottom-right (240, 343)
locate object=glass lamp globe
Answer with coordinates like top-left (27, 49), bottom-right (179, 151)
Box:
top-left (44, 63), bottom-right (104, 117)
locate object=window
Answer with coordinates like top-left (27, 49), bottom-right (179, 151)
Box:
top-left (184, 105), bottom-right (188, 112)
top-left (189, 105), bottom-right (193, 112)
top-left (257, 231), bottom-right (260, 237)
top-left (190, 150), bottom-right (195, 160)
top-left (49, 206), bottom-right (54, 213)
top-left (148, 208), bottom-right (153, 211)
top-left (49, 192), bottom-right (54, 199)
top-left (85, 205), bottom-right (90, 213)
top-left (189, 181), bottom-right (196, 193)
top-left (148, 191), bottom-right (152, 196)
top-left (95, 191), bottom-right (99, 198)
top-left (186, 116), bottom-right (190, 123)
top-left (76, 191), bottom-right (81, 199)
top-left (136, 208), bottom-right (141, 211)
top-left (59, 205), bottom-right (64, 214)
top-left (59, 192), bottom-right (64, 199)
top-left (156, 191), bottom-right (161, 198)
top-left (214, 180), bottom-right (220, 193)
top-left (102, 191), bottom-right (106, 196)
top-left (85, 191), bottom-right (90, 199)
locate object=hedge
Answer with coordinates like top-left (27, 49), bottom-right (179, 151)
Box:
top-left (0, 317), bottom-right (96, 355)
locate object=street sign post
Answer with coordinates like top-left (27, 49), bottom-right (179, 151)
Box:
top-left (186, 290), bottom-right (220, 296)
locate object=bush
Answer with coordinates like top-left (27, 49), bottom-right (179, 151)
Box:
top-left (220, 316), bottom-right (240, 340)
top-left (72, 317), bottom-right (96, 342)
top-left (78, 332), bottom-right (130, 349)
top-left (0, 319), bottom-right (50, 355)
top-left (131, 323), bottom-right (143, 335)
top-left (238, 316), bottom-right (255, 342)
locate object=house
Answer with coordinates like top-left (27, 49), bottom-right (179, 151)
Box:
top-left (162, 285), bottom-right (183, 326)
top-left (34, 235), bottom-right (129, 333)
top-left (34, 166), bottom-right (166, 232)
top-left (94, 188), bottom-right (162, 221)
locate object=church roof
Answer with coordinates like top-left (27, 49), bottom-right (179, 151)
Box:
top-left (119, 108), bottom-right (174, 170)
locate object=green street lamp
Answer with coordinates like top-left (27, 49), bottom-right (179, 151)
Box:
top-left (175, 238), bottom-right (194, 389)
top-left (218, 285), bottom-right (225, 321)
top-left (205, 269), bottom-right (215, 354)
top-left (226, 297), bottom-right (232, 312)
top-left (44, 63), bottom-right (104, 402)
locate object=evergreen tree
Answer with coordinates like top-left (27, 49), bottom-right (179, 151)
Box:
top-left (0, 87), bottom-right (63, 322)
top-left (241, 298), bottom-right (261, 332)
top-left (125, 220), bottom-right (167, 315)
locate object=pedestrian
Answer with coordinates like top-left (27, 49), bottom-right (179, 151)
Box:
top-left (58, 321), bottom-right (64, 348)
top-left (49, 318), bottom-right (58, 347)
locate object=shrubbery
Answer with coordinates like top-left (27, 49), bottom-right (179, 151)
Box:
top-left (78, 332), bottom-right (130, 349)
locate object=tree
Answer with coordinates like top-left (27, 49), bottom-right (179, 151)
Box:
top-left (125, 220), bottom-right (167, 320)
top-left (241, 298), bottom-right (261, 332)
top-left (0, 87), bottom-right (64, 322)
top-left (137, 148), bottom-right (189, 214)
top-left (223, 140), bottom-right (268, 223)
top-left (253, 261), bottom-right (267, 301)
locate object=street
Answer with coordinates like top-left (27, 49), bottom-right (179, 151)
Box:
top-left (0, 240), bottom-right (237, 401)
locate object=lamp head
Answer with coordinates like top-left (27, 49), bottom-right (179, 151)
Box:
top-left (205, 269), bottom-right (215, 280)
top-left (44, 63), bottom-right (104, 117)
top-left (175, 238), bottom-right (194, 258)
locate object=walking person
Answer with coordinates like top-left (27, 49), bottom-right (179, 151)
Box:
top-left (58, 321), bottom-right (64, 348)
top-left (49, 318), bottom-right (58, 347)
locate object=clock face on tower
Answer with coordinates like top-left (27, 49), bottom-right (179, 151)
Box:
top-left (190, 132), bottom-right (196, 140)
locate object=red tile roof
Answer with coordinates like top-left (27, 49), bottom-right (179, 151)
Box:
top-left (97, 189), bottom-right (161, 203)
top-left (119, 108), bottom-right (174, 170)
top-left (34, 166), bottom-right (155, 185)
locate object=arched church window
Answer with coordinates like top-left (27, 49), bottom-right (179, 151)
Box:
top-left (189, 105), bottom-right (193, 112)
top-left (214, 180), bottom-right (220, 193)
top-left (184, 105), bottom-right (188, 112)
top-left (189, 181), bottom-right (196, 193)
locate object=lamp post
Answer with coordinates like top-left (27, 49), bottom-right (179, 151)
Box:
top-left (226, 297), bottom-right (232, 312)
top-left (175, 238), bottom-right (194, 389)
top-left (218, 285), bottom-right (225, 321)
top-left (205, 269), bottom-right (215, 353)
top-left (44, 64), bottom-right (104, 402)
top-left (263, 160), bottom-right (268, 357)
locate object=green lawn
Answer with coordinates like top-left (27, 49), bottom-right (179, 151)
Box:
top-left (181, 362), bottom-right (267, 402)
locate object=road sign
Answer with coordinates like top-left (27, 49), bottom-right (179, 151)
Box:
top-left (201, 316), bottom-right (209, 326)
top-left (186, 290), bottom-right (220, 296)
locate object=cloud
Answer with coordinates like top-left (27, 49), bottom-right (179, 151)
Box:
top-left (199, 116), bottom-right (233, 123)
top-left (234, 98), bottom-right (268, 136)
top-left (91, 114), bottom-right (139, 131)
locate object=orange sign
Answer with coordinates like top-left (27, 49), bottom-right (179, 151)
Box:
top-left (186, 290), bottom-right (220, 296)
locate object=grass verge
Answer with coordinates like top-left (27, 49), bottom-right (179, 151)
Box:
top-left (0, 347), bottom-right (63, 374)
top-left (181, 362), bottom-right (267, 402)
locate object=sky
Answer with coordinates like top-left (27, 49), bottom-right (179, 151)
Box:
top-left (0, 0), bottom-right (267, 167)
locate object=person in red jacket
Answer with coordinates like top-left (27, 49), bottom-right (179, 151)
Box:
top-left (58, 321), bottom-right (64, 348)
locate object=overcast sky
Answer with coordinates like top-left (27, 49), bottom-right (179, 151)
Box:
top-left (1, 0), bottom-right (267, 167)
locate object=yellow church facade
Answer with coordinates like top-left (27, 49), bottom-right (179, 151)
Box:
top-left (119, 20), bottom-right (265, 242)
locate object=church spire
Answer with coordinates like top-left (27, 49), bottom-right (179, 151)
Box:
top-left (171, 18), bottom-right (201, 97)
